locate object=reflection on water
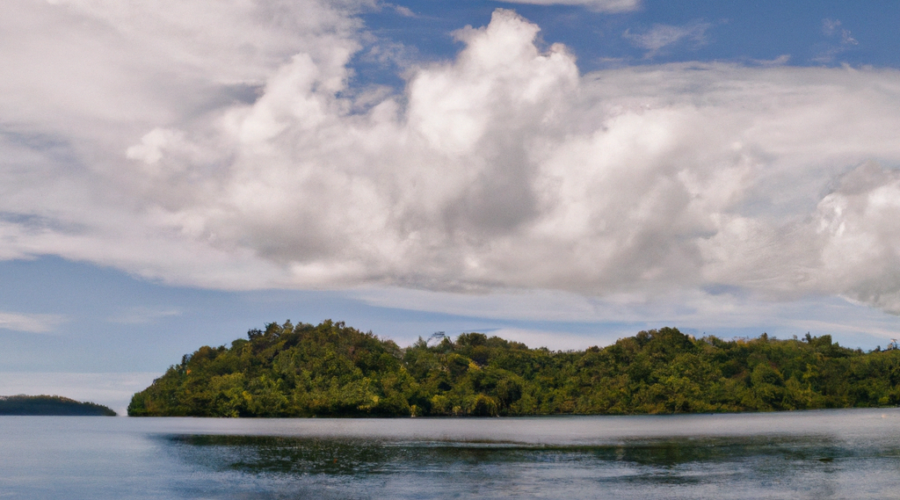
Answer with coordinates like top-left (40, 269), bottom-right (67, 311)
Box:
top-left (160, 430), bottom-right (900, 499)
top-left (167, 434), bottom-right (855, 472)
top-left (2, 409), bottom-right (900, 499)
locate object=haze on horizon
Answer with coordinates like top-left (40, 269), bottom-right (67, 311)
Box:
top-left (2, 0), bottom-right (900, 413)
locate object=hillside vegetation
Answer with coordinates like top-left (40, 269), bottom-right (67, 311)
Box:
top-left (0, 395), bottom-right (116, 416)
top-left (128, 320), bottom-right (900, 417)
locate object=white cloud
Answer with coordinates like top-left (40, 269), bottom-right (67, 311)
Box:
top-left (823, 18), bottom-right (858, 46)
top-left (3, 5), bottom-right (900, 320)
top-left (0, 312), bottom-right (64, 333)
top-left (816, 18), bottom-right (859, 63)
top-left (383, 3), bottom-right (416, 17)
top-left (107, 307), bottom-right (181, 325)
top-left (0, 0), bottom-right (368, 289)
top-left (623, 22), bottom-right (711, 56)
top-left (753, 54), bottom-right (791, 67)
top-left (494, 0), bottom-right (640, 12)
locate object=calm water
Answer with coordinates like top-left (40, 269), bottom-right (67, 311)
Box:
top-left (1, 409), bottom-right (899, 499)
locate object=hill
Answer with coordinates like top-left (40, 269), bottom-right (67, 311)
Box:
top-left (128, 320), bottom-right (900, 417)
top-left (0, 395), bottom-right (117, 416)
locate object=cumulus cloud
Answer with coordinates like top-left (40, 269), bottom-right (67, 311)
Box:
top-left (813, 163), bottom-right (900, 312)
top-left (3, 4), bottom-right (900, 318)
top-left (0, 0), bottom-right (367, 287)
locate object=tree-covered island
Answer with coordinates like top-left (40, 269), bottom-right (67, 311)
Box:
top-left (128, 320), bottom-right (900, 417)
top-left (0, 395), bottom-right (116, 416)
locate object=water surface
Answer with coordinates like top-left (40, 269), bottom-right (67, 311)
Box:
top-left (1, 409), bottom-right (898, 499)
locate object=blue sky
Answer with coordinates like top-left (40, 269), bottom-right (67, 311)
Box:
top-left (359, 0), bottom-right (897, 72)
top-left (2, 0), bottom-right (900, 413)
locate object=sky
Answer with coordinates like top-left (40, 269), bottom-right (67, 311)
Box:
top-left (2, 0), bottom-right (900, 414)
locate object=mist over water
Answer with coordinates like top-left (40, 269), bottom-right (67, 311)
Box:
top-left (1, 409), bottom-right (899, 499)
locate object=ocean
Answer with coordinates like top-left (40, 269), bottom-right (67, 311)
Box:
top-left (1, 408), bottom-right (898, 499)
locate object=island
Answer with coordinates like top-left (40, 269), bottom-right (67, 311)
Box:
top-left (0, 395), bottom-right (117, 416)
top-left (128, 320), bottom-right (900, 417)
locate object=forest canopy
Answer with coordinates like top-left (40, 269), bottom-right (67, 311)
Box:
top-left (128, 320), bottom-right (900, 417)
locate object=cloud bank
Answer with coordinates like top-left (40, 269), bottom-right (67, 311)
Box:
top-left (4, 4), bottom-right (900, 315)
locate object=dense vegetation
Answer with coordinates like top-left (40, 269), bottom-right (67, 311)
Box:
top-left (129, 320), bottom-right (900, 417)
top-left (0, 395), bottom-right (117, 416)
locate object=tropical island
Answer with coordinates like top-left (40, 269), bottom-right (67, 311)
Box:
top-left (128, 320), bottom-right (900, 417)
top-left (0, 395), bottom-right (117, 416)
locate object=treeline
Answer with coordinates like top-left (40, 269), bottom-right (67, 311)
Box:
top-left (128, 320), bottom-right (900, 417)
top-left (0, 395), bottom-right (117, 416)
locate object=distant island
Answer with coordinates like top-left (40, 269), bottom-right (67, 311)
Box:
top-left (129, 320), bottom-right (900, 417)
top-left (0, 395), bottom-right (117, 416)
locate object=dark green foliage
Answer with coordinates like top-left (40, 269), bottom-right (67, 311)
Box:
top-left (128, 321), bottom-right (900, 417)
top-left (0, 395), bottom-right (116, 416)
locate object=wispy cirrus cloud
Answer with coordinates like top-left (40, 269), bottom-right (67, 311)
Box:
top-left (0, 311), bottom-right (65, 333)
top-left (815, 18), bottom-right (859, 63)
top-left (107, 307), bottom-right (181, 325)
top-left (495, 0), bottom-right (640, 13)
top-left (384, 3), bottom-right (415, 17)
top-left (823, 18), bottom-right (858, 46)
top-left (623, 21), bottom-right (711, 57)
